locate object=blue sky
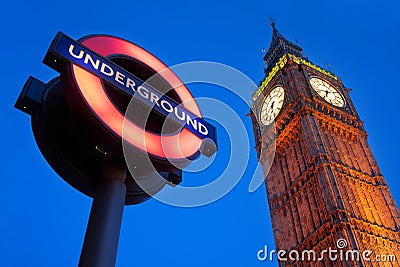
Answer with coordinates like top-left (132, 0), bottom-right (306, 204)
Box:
top-left (1, 0), bottom-right (400, 266)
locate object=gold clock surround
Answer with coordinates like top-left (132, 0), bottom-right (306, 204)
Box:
top-left (309, 77), bottom-right (345, 107)
top-left (260, 86), bottom-right (285, 125)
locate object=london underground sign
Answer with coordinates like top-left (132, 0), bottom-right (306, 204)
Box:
top-left (43, 32), bottom-right (217, 159)
top-left (15, 32), bottom-right (219, 266)
top-left (15, 31), bottom-right (218, 202)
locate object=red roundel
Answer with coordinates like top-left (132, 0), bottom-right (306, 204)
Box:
top-left (71, 36), bottom-right (202, 159)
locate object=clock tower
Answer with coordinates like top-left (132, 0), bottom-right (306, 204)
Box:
top-left (250, 21), bottom-right (400, 266)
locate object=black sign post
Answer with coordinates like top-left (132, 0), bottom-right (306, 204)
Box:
top-left (78, 165), bottom-right (126, 267)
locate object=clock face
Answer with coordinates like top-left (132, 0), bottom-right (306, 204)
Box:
top-left (309, 77), bottom-right (345, 107)
top-left (260, 86), bottom-right (285, 125)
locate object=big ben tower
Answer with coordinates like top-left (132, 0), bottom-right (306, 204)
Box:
top-left (250, 20), bottom-right (400, 266)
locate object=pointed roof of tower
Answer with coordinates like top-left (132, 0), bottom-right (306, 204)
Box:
top-left (263, 18), bottom-right (303, 74)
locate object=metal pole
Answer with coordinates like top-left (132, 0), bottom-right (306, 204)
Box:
top-left (79, 164), bottom-right (127, 267)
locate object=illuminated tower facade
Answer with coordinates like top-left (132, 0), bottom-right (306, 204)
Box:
top-left (250, 22), bottom-right (400, 266)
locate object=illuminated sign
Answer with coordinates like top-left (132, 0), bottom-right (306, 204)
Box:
top-left (15, 31), bottom-right (222, 264)
top-left (43, 32), bottom-right (217, 159)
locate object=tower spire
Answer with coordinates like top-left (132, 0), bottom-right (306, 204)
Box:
top-left (269, 16), bottom-right (276, 28)
top-left (263, 19), bottom-right (303, 74)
